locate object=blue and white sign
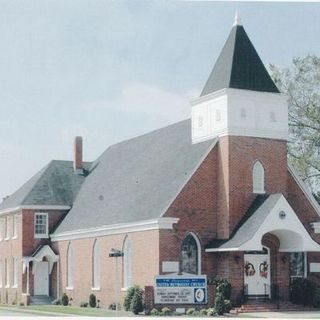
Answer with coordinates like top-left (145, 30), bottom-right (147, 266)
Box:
top-left (154, 274), bottom-right (207, 304)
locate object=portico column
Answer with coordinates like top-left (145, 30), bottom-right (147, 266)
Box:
top-left (26, 261), bottom-right (30, 295)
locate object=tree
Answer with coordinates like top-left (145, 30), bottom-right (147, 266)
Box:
top-left (270, 55), bottom-right (320, 195)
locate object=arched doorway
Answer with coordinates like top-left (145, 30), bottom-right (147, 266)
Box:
top-left (244, 246), bottom-right (271, 299)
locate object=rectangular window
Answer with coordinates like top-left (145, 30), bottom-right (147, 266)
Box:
top-left (0, 218), bottom-right (3, 241)
top-left (34, 213), bottom-right (48, 238)
top-left (12, 215), bottom-right (18, 239)
top-left (12, 258), bottom-right (18, 287)
top-left (0, 261), bottom-right (2, 288)
top-left (4, 217), bottom-right (10, 240)
top-left (5, 259), bottom-right (9, 287)
top-left (290, 252), bottom-right (307, 278)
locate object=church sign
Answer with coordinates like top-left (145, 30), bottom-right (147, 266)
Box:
top-left (154, 274), bottom-right (207, 304)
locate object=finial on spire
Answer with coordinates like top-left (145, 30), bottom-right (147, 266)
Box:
top-left (233, 10), bottom-right (242, 26)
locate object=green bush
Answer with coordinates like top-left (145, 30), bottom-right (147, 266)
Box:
top-left (123, 286), bottom-right (137, 311)
top-left (200, 308), bottom-right (208, 316)
top-left (150, 308), bottom-right (160, 316)
top-left (186, 307), bottom-right (196, 315)
top-left (290, 278), bottom-right (316, 306)
top-left (206, 308), bottom-right (216, 316)
top-left (89, 294), bottom-right (97, 308)
top-left (61, 293), bottom-right (69, 306)
top-left (80, 302), bottom-right (88, 307)
top-left (223, 299), bottom-right (232, 313)
top-left (214, 293), bottom-right (225, 315)
top-left (161, 307), bottom-right (172, 316)
top-left (130, 287), bottom-right (144, 315)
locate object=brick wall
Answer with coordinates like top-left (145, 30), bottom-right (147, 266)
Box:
top-left (52, 229), bottom-right (160, 308)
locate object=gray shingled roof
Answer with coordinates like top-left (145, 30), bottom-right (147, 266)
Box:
top-left (201, 25), bottom-right (279, 96)
top-left (54, 120), bottom-right (216, 234)
top-left (206, 194), bottom-right (282, 250)
top-left (0, 160), bottom-right (90, 211)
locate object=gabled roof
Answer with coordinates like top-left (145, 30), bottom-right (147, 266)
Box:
top-left (0, 160), bottom-right (91, 211)
top-left (54, 120), bottom-right (217, 235)
top-left (200, 24), bottom-right (279, 96)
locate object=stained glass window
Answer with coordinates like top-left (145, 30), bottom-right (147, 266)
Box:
top-left (181, 234), bottom-right (199, 275)
top-left (290, 252), bottom-right (306, 278)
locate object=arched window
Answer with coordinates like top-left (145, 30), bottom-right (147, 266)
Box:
top-left (92, 240), bottom-right (100, 289)
top-left (67, 243), bottom-right (73, 288)
top-left (181, 233), bottom-right (201, 275)
top-left (123, 237), bottom-right (132, 289)
top-left (253, 161), bottom-right (265, 194)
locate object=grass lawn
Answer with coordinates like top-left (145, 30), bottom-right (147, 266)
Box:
top-left (16, 305), bottom-right (131, 317)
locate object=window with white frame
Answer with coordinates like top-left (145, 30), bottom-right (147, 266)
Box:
top-left (0, 218), bottom-right (3, 241)
top-left (34, 213), bottom-right (48, 238)
top-left (67, 243), bottom-right (74, 289)
top-left (5, 258), bottom-right (9, 287)
top-left (92, 240), bottom-right (100, 289)
top-left (4, 217), bottom-right (10, 239)
top-left (290, 252), bottom-right (307, 278)
top-left (12, 215), bottom-right (18, 239)
top-left (0, 260), bottom-right (3, 288)
top-left (123, 237), bottom-right (132, 289)
top-left (12, 257), bottom-right (18, 287)
top-left (253, 161), bottom-right (265, 194)
top-left (181, 233), bottom-right (201, 275)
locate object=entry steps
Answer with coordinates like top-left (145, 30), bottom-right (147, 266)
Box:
top-left (236, 300), bottom-right (318, 313)
top-left (30, 295), bottom-right (54, 305)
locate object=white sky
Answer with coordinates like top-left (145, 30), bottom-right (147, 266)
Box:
top-left (1, 1), bottom-right (320, 200)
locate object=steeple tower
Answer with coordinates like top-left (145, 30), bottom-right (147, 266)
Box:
top-left (191, 17), bottom-right (288, 144)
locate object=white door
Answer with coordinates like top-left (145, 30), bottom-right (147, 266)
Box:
top-left (244, 249), bottom-right (271, 297)
top-left (34, 261), bottom-right (49, 296)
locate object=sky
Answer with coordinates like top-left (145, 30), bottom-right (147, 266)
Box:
top-left (1, 0), bottom-right (320, 200)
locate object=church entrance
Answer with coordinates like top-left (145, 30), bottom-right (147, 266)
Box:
top-left (244, 247), bottom-right (271, 299)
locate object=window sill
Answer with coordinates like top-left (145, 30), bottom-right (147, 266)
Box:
top-left (253, 190), bottom-right (265, 195)
top-left (4, 237), bottom-right (10, 241)
top-left (12, 285), bottom-right (18, 288)
top-left (91, 287), bottom-right (100, 291)
top-left (66, 286), bottom-right (74, 290)
top-left (5, 285), bottom-right (10, 288)
top-left (12, 236), bottom-right (17, 240)
top-left (121, 287), bottom-right (128, 292)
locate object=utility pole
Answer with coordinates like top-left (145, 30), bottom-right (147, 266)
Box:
top-left (109, 248), bottom-right (124, 317)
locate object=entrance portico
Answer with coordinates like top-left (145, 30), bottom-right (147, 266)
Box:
top-left (22, 245), bottom-right (59, 302)
top-left (206, 194), bottom-right (320, 303)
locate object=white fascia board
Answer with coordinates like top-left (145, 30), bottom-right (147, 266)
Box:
top-left (288, 163), bottom-right (320, 216)
top-left (51, 217), bottom-right (179, 242)
top-left (160, 138), bottom-right (218, 217)
top-left (205, 247), bottom-right (240, 253)
top-left (0, 205), bottom-right (71, 215)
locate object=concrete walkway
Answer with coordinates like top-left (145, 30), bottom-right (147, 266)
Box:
top-left (238, 311), bottom-right (320, 318)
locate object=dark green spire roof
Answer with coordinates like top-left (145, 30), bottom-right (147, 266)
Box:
top-left (200, 24), bottom-right (279, 96)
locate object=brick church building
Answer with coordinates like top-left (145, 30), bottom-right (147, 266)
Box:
top-left (1, 16), bottom-right (320, 308)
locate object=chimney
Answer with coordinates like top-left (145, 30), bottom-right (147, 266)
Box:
top-left (74, 136), bottom-right (83, 174)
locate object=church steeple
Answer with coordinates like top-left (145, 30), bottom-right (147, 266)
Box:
top-left (191, 16), bottom-right (288, 145)
top-left (200, 15), bottom-right (279, 96)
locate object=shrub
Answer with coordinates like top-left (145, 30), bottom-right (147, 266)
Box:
top-left (186, 308), bottom-right (196, 315)
top-left (214, 293), bottom-right (225, 315)
top-left (130, 287), bottom-right (144, 315)
top-left (80, 302), bottom-right (88, 307)
top-left (123, 286), bottom-right (137, 311)
top-left (161, 307), bottom-right (172, 316)
top-left (200, 308), bottom-right (208, 316)
top-left (290, 278), bottom-right (316, 306)
top-left (313, 287), bottom-right (320, 307)
top-left (150, 308), bottom-right (160, 316)
top-left (223, 299), bottom-right (232, 313)
top-left (108, 302), bottom-right (121, 310)
top-left (206, 308), bottom-right (216, 316)
top-left (61, 293), bottom-right (69, 306)
top-left (89, 294), bottom-right (97, 308)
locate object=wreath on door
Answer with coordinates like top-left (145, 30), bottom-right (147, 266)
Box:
top-left (259, 261), bottom-right (268, 278)
top-left (244, 261), bottom-right (255, 276)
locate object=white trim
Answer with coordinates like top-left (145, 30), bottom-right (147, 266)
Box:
top-left (0, 205), bottom-right (70, 215)
top-left (51, 217), bottom-right (179, 242)
top-left (91, 287), bottom-right (100, 291)
top-left (65, 286), bottom-right (74, 290)
top-left (206, 247), bottom-right (240, 253)
top-left (160, 139), bottom-right (218, 217)
top-left (288, 163), bottom-right (320, 216)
